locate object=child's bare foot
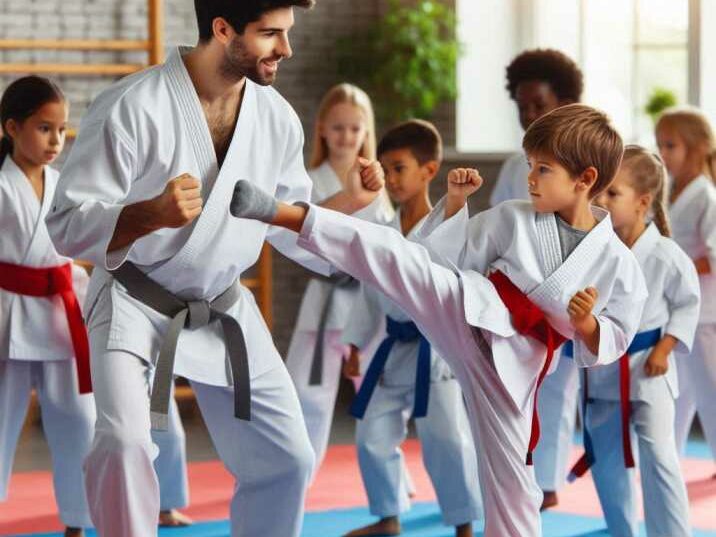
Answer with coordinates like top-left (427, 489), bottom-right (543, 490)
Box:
top-left (159, 509), bottom-right (194, 527)
top-left (64, 528), bottom-right (84, 537)
top-left (455, 522), bottom-right (474, 537)
top-left (540, 490), bottom-right (559, 511)
top-left (343, 516), bottom-right (401, 536)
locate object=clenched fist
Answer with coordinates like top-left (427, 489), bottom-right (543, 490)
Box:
top-left (153, 174), bottom-right (203, 228)
top-left (447, 168), bottom-right (484, 199)
top-left (568, 287), bottom-right (598, 332)
top-left (345, 157), bottom-right (386, 210)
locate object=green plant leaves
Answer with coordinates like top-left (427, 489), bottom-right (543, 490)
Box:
top-left (336, 0), bottom-right (461, 124)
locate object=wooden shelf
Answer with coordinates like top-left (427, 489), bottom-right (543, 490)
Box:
top-left (0, 63), bottom-right (144, 75)
top-left (0, 39), bottom-right (151, 51)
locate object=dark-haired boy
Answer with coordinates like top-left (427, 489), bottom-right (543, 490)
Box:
top-left (341, 120), bottom-right (482, 537)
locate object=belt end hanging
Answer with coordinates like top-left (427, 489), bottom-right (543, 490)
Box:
top-left (150, 411), bottom-right (170, 432)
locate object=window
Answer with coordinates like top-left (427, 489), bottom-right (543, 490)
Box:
top-left (457, 0), bottom-right (710, 153)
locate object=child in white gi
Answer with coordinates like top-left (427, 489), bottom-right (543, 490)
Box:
top-left (656, 107), bottom-right (716, 465)
top-left (231, 103), bottom-right (648, 536)
top-left (493, 48), bottom-right (585, 510)
top-left (285, 83), bottom-right (395, 474)
top-left (341, 120), bottom-right (482, 537)
top-left (0, 77), bottom-right (93, 537)
top-left (573, 146), bottom-right (699, 536)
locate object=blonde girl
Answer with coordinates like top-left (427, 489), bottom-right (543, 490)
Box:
top-left (590, 146), bottom-right (700, 536)
top-left (656, 107), bottom-right (716, 462)
top-left (285, 83), bottom-right (395, 476)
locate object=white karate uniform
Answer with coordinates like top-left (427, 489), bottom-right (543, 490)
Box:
top-left (285, 161), bottom-right (393, 470)
top-left (584, 223), bottom-right (700, 537)
top-left (0, 158), bottom-right (94, 529)
top-left (294, 199), bottom-right (647, 536)
top-left (152, 394), bottom-right (188, 512)
top-left (490, 151), bottom-right (580, 494)
top-left (341, 213), bottom-right (482, 526)
top-left (46, 47), bottom-right (331, 537)
top-left (669, 175), bottom-right (716, 458)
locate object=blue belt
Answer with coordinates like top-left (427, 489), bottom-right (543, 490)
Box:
top-left (562, 327), bottom-right (662, 359)
top-left (567, 327), bottom-right (662, 481)
top-left (350, 317), bottom-right (431, 419)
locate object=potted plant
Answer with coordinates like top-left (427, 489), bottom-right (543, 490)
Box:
top-left (644, 87), bottom-right (677, 123)
top-left (336, 0), bottom-right (461, 124)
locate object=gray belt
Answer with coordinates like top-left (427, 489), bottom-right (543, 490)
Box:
top-left (111, 262), bottom-right (250, 431)
top-left (309, 272), bottom-right (358, 385)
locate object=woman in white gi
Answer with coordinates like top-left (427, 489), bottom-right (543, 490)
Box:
top-left (285, 83), bottom-right (394, 474)
top-left (231, 104), bottom-right (649, 536)
top-left (493, 49), bottom-right (586, 510)
top-left (656, 108), bottom-right (716, 464)
top-left (45, 3), bottom-right (385, 536)
top-left (0, 76), bottom-right (94, 537)
top-left (585, 146), bottom-right (700, 536)
top-left (341, 120), bottom-right (482, 537)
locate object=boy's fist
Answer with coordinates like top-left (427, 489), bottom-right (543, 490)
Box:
top-left (447, 168), bottom-right (484, 199)
top-left (568, 287), bottom-right (598, 331)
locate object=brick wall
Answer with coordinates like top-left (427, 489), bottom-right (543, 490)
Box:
top-left (0, 0), bottom-right (497, 356)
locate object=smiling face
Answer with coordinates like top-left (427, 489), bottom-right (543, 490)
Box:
top-left (5, 100), bottom-right (68, 166)
top-left (220, 8), bottom-right (295, 85)
top-left (320, 102), bottom-right (368, 162)
top-left (526, 152), bottom-right (593, 213)
top-left (380, 148), bottom-right (435, 204)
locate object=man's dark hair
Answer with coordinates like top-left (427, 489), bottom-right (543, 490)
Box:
top-left (195, 0), bottom-right (315, 42)
top-left (506, 48), bottom-right (584, 103)
top-left (378, 119), bottom-right (443, 164)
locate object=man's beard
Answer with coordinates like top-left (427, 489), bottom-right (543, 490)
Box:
top-left (220, 37), bottom-right (278, 86)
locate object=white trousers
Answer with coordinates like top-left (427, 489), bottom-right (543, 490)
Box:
top-left (357, 378), bottom-right (482, 526)
top-left (285, 328), bottom-right (415, 492)
top-left (151, 395), bottom-right (188, 511)
top-left (674, 323), bottom-right (716, 459)
top-left (532, 357), bottom-right (579, 492)
top-left (285, 329), bottom-right (357, 468)
top-left (85, 321), bottom-right (314, 537)
top-left (0, 359), bottom-right (95, 528)
top-left (589, 396), bottom-right (691, 537)
top-left (299, 208), bottom-right (544, 536)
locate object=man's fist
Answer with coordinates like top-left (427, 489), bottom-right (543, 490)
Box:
top-left (153, 174), bottom-right (203, 228)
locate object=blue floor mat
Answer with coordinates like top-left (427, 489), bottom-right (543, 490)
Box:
top-left (14, 502), bottom-right (716, 537)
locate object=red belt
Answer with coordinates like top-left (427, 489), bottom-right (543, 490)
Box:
top-left (0, 261), bottom-right (92, 393)
top-left (488, 270), bottom-right (568, 464)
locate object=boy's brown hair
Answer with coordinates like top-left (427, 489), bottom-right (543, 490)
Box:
top-left (522, 103), bottom-right (624, 196)
top-left (378, 119), bottom-right (443, 165)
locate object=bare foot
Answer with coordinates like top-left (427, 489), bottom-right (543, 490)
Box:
top-left (159, 509), bottom-right (194, 527)
top-left (455, 522), bottom-right (474, 537)
top-left (64, 528), bottom-right (84, 537)
top-left (540, 490), bottom-right (559, 511)
top-left (343, 516), bottom-right (401, 536)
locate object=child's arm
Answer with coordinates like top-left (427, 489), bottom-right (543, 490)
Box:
top-left (445, 168), bottom-right (484, 219)
top-left (568, 287), bottom-right (600, 355)
top-left (649, 245), bottom-right (702, 376)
